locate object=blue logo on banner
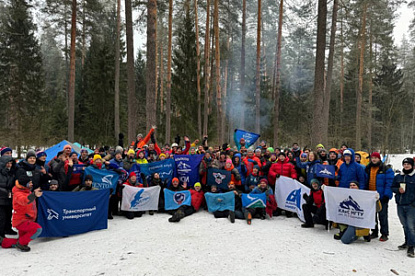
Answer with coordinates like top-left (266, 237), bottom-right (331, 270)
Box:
top-left (233, 129), bottom-right (261, 150)
top-left (140, 159), bottom-right (175, 185)
top-left (286, 188), bottom-right (302, 210)
top-left (84, 167), bottom-right (119, 194)
top-left (339, 196), bottom-right (364, 212)
top-left (174, 154), bottom-right (204, 187)
top-left (164, 189), bottom-right (191, 210)
top-left (37, 190), bottom-right (109, 237)
top-left (205, 192), bottom-right (235, 212)
top-left (241, 193), bottom-right (266, 208)
top-left (315, 164), bottom-right (335, 179)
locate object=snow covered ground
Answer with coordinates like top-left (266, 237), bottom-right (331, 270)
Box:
top-left (3, 154), bottom-right (415, 276)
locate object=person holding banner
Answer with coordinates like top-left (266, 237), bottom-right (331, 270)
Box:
top-left (301, 179), bottom-right (326, 228)
top-left (337, 149), bottom-right (366, 189)
top-left (391, 157), bottom-right (415, 258)
top-left (268, 153), bottom-right (297, 188)
top-left (63, 152), bottom-right (84, 191)
top-left (1, 175), bottom-right (43, 252)
top-left (72, 175), bottom-right (98, 192)
top-left (245, 165), bottom-right (261, 193)
top-left (224, 159), bottom-right (241, 185)
top-left (167, 178), bottom-right (195, 223)
top-left (296, 151), bottom-right (321, 187)
top-left (199, 151), bottom-right (219, 188)
top-left (249, 179), bottom-right (275, 221)
top-left (190, 183), bottom-right (205, 212)
top-left (122, 172), bottom-right (145, 218)
top-left (242, 149), bottom-right (262, 178)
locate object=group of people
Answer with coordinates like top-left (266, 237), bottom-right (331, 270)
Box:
top-left (0, 127), bottom-right (414, 258)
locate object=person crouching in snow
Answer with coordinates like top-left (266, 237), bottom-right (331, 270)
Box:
top-left (168, 178), bottom-right (195, 223)
top-left (0, 175), bottom-right (43, 252)
top-left (245, 178), bottom-right (275, 225)
top-left (122, 172), bottom-right (146, 219)
top-left (190, 183), bottom-right (205, 212)
top-left (301, 179), bottom-right (327, 228)
top-left (212, 181), bottom-right (245, 223)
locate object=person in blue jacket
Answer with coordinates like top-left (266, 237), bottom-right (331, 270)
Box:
top-left (232, 153), bottom-right (246, 186)
top-left (391, 157), bottom-right (415, 258)
top-left (337, 148), bottom-right (365, 189)
top-left (296, 151), bottom-right (321, 187)
top-left (365, 152), bottom-right (394, 241)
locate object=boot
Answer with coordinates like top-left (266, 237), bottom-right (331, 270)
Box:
top-left (301, 223), bottom-right (314, 228)
top-left (407, 246), bottom-right (414, 258)
top-left (15, 241), bottom-right (31, 252)
top-left (5, 229), bottom-right (17, 235)
top-left (149, 211), bottom-right (154, 215)
top-left (369, 231), bottom-right (378, 239)
top-left (379, 234), bottom-right (388, 242)
top-left (363, 235), bottom-right (371, 242)
top-left (229, 211), bottom-right (235, 223)
top-left (245, 212), bottom-right (252, 225)
top-left (398, 242), bottom-right (408, 250)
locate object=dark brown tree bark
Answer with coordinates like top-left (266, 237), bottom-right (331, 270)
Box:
top-left (311, 0), bottom-right (327, 147)
top-left (125, 0), bottom-right (136, 144)
top-left (240, 0), bottom-right (246, 130)
top-left (255, 0), bottom-right (261, 135)
top-left (146, 0), bottom-right (157, 131)
top-left (195, 0), bottom-right (202, 138)
top-left (68, 0), bottom-right (77, 141)
top-left (203, 0), bottom-right (211, 137)
top-left (273, 0), bottom-right (283, 147)
top-left (214, 0), bottom-right (222, 143)
top-left (165, 0), bottom-right (173, 143)
top-left (114, 0), bottom-right (121, 142)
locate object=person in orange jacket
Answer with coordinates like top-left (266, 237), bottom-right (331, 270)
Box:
top-left (1, 175), bottom-right (43, 252)
top-left (131, 126), bottom-right (156, 150)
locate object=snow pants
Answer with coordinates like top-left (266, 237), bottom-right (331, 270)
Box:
top-left (1, 221), bottom-right (42, 248)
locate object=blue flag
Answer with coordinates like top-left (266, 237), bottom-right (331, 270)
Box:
top-left (129, 164), bottom-right (143, 183)
top-left (204, 192), bottom-right (235, 212)
top-left (84, 167), bottom-right (119, 194)
top-left (242, 193), bottom-right (267, 208)
top-left (140, 159), bottom-right (175, 185)
top-left (207, 168), bottom-right (231, 190)
top-left (234, 129), bottom-right (261, 150)
top-left (174, 154), bottom-right (204, 187)
top-left (37, 190), bottom-right (109, 237)
top-left (72, 164), bottom-right (85, 174)
top-left (164, 189), bottom-right (191, 210)
top-left (315, 164), bottom-right (336, 179)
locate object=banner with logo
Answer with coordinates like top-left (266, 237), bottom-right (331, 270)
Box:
top-left (324, 186), bottom-right (377, 229)
top-left (233, 129), bottom-right (261, 150)
top-left (84, 167), bottom-right (119, 194)
top-left (139, 159), bottom-right (175, 186)
top-left (174, 154), bottom-right (204, 187)
top-left (204, 192), bottom-right (235, 212)
top-left (275, 176), bottom-right (310, 222)
top-left (72, 164), bottom-right (86, 174)
top-left (207, 168), bottom-right (231, 190)
top-left (315, 164), bottom-right (335, 179)
top-left (164, 189), bottom-right (192, 210)
top-left (241, 193), bottom-right (266, 208)
top-left (121, 185), bottom-right (161, 212)
top-left (37, 190), bottom-right (109, 237)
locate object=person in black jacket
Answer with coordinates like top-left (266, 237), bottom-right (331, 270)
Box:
top-left (15, 150), bottom-right (41, 190)
top-left (212, 182), bottom-right (244, 223)
top-left (0, 155), bottom-right (17, 237)
top-left (168, 178), bottom-right (194, 223)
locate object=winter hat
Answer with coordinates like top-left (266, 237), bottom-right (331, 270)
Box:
top-left (226, 159), bottom-right (232, 164)
top-left (115, 146), bottom-right (123, 156)
top-left (253, 165), bottom-right (260, 171)
top-left (63, 144), bottom-right (72, 151)
top-left (171, 143), bottom-right (179, 148)
top-left (343, 149), bottom-right (352, 156)
top-left (137, 133), bottom-right (143, 138)
top-left (136, 149), bottom-right (145, 158)
top-left (84, 175), bottom-right (93, 182)
top-left (194, 182), bottom-right (202, 188)
top-left (310, 178), bottom-right (321, 186)
top-left (255, 148), bottom-right (262, 154)
top-left (69, 151), bottom-right (78, 158)
top-left (0, 147), bottom-right (12, 156)
top-left (355, 152), bottom-right (361, 158)
top-left (267, 147), bottom-right (275, 153)
top-left (56, 151), bottom-right (64, 158)
top-left (301, 153), bottom-right (308, 158)
top-left (49, 179), bottom-right (59, 186)
top-left (80, 148), bottom-right (88, 153)
top-left (159, 153), bottom-right (167, 159)
top-left (329, 148), bottom-right (338, 154)
top-left (247, 148), bottom-right (254, 153)
top-left (402, 157), bottom-right (415, 167)
top-left (259, 178), bottom-right (268, 185)
top-left (370, 152), bottom-right (381, 159)
top-left (172, 177), bottom-right (179, 183)
top-left (220, 151), bottom-right (227, 157)
top-left (129, 172), bottom-right (137, 179)
top-left (36, 150), bottom-right (47, 158)
top-left (93, 154), bottom-right (102, 162)
top-left (278, 152), bottom-right (286, 157)
top-left (18, 175), bottom-right (31, 188)
top-left (127, 149), bottom-right (135, 156)
top-left (26, 149), bottom-right (36, 160)
top-left (316, 144), bottom-right (325, 149)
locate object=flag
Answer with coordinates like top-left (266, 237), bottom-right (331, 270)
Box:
top-left (140, 159), bottom-right (175, 185)
top-left (275, 176), bottom-right (311, 222)
top-left (315, 164), bottom-right (336, 179)
top-left (324, 186), bottom-right (377, 229)
top-left (242, 193), bottom-right (266, 208)
top-left (37, 190), bottom-right (109, 237)
top-left (233, 129), bottom-right (261, 150)
top-left (174, 154), bottom-right (204, 187)
top-left (84, 167), bottom-right (119, 194)
top-left (121, 185), bottom-right (161, 212)
top-left (129, 164), bottom-right (143, 183)
top-left (207, 168), bottom-right (231, 190)
top-left (72, 164), bottom-right (86, 174)
top-left (204, 192), bottom-right (235, 212)
top-left (164, 189), bottom-right (192, 210)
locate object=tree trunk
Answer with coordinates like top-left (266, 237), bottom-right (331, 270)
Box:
top-left (368, 17), bottom-right (373, 151)
top-left (356, 3), bottom-right (368, 150)
top-left (125, 0), bottom-right (136, 144)
top-left (81, 0), bottom-right (86, 67)
top-left (165, 0), bottom-right (173, 143)
top-left (255, 0), bottom-right (262, 135)
top-left (340, 10), bottom-right (344, 138)
top-left (203, 0), bottom-right (211, 137)
top-left (323, 0), bottom-right (338, 145)
top-left (411, 91), bottom-right (415, 153)
top-left (240, 0), bottom-right (246, 130)
top-left (68, 0), bottom-right (77, 141)
top-left (194, 0), bottom-right (202, 138)
top-left (146, 0), bottom-right (157, 131)
top-left (160, 30), bottom-right (164, 118)
top-left (311, 0), bottom-right (327, 147)
top-left (114, 0), bottom-right (121, 142)
top-left (214, 0), bottom-right (222, 143)
top-left (273, 0), bottom-right (283, 147)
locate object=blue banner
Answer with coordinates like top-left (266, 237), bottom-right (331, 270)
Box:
top-left (242, 193), bottom-right (266, 208)
top-left (139, 159), bottom-right (175, 186)
top-left (84, 167), bottom-right (119, 194)
top-left (164, 189), bottom-right (191, 210)
top-left (72, 164), bottom-right (86, 174)
top-left (234, 129), bottom-right (261, 150)
top-left (315, 164), bottom-right (336, 179)
top-left (37, 190), bottom-right (109, 237)
top-left (207, 168), bottom-right (231, 190)
top-left (205, 192), bottom-right (235, 212)
top-left (174, 154), bottom-right (204, 187)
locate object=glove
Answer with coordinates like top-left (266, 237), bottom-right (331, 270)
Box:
top-left (276, 174), bottom-right (280, 179)
top-left (381, 196), bottom-right (389, 202)
top-left (303, 193), bottom-right (309, 201)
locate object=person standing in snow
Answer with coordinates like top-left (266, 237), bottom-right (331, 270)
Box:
top-left (336, 148), bottom-right (366, 189)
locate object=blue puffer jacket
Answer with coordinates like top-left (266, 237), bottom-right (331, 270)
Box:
top-left (296, 158), bottom-right (321, 186)
top-left (337, 148), bottom-right (366, 189)
top-left (392, 170), bottom-right (415, 206)
top-left (233, 153), bottom-right (246, 185)
top-left (365, 162), bottom-right (394, 199)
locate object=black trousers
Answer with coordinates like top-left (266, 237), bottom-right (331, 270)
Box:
top-left (0, 205), bottom-right (12, 237)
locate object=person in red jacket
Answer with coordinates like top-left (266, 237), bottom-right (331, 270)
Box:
top-left (301, 178), bottom-right (326, 228)
top-left (242, 149), bottom-right (262, 178)
top-left (63, 152), bottom-right (84, 191)
top-left (268, 153), bottom-right (297, 186)
top-left (190, 182), bottom-right (205, 211)
top-left (1, 175), bottom-right (43, 252)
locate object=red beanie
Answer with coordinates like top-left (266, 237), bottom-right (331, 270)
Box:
top-left (129, 172), bottom-right (136, 179)
top-left (370, 152), bottom-right (381, 159)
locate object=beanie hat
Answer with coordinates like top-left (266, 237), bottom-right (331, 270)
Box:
top-left (259, 178), bottom-right (268, 185)
top-left (194, 182), bottom-right (202, 188)
top-left (278, 152), bottom-right (286, 157)
top-left (49, 179), bottom-right (59, 186)
top-left (84, 175), bottom-right (93, 182)
top-left (316, 144), bottom-right (325, 149)
top-left (171, 143), bottom-right (179, 148)
top-left (129, 172), bottom-right (136, 179)
top-left (343, 149), bottom-right (352, 156)
top-left (63, 144), bottom-right (72, 150)
top-left (329, 148), bottom-right (338, 154)
top-left (115, 146), bottom-right (123, 156)
top-left (402, 157), bottom-right (414, 167)
top-left (18, 175), bottom-right (31, 187)
top-left (127, 149), bottom-right (135, 156)
top-left (255, 148), bottom-right (262, 153)
top-left (253, 165), bottom-right (260, 170)
top-left (93, 154), bottom-right (102, 162)
top-left (137, 149), bottom-right (145, 158)
top-left (137, 133), bottom-right (143, 138)
top-left (301, 153), bottom-right (308, 158)
top-left (69, 151), bottom-right (78, 158)
top-left (310, 178), bottom-right (321, 186)
top-left (80, 148), bottom-right (88, 153)
top-left (56, 151), bottom-right (64, 158)
top-left (370, 152), bottom-right (381, 159)
top-left (355, 152), bottom-right (361, 158)
top-left (159, 153), bottom-right (167, 159)
top-left (26, 149), bottom-right (36, 160)
top-left (36, 150), bottom-right (47, 158)
top-left (267, 147), bottom-right (275, 153)
top-left (0, 147), bottom-right (12, 156)
top-left (172, 177), bottom-right (179, 183)
top-left (226, 159), bottom-right (232, 164)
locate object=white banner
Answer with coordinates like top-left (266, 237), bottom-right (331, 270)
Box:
top-left (324, 186), bottom-right (377, 229)
top-left (275, 176), bottom-right (311, 222)
top-left (121, 185), bottom-right (161, 212)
